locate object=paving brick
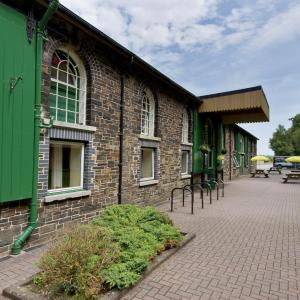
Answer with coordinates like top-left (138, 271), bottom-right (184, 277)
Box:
top-left (1, 176), bottom-right (300, 300)
top-left (124, 176), bottom-right (300, 299)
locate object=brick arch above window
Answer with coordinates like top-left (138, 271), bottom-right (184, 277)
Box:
top-left (42, 38), bottom-right (98, 126)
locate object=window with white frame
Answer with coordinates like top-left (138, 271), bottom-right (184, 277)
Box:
top-left (141, 148), bottom-right (154, 181)
top-left (182, 109), bottom-right (189, 143)
top-left (141, 88), bottom-right (155, 136)
top-left (181, 150), bottom-right (189, 174)
top-left (50, 49), bottom-right (87, 125)
top-left (48, 141), bottom-right (84, 191)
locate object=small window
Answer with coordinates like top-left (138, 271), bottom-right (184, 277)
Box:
top-left (182, 109), bottom-right (189, 143)
top-left (141, 148), bottom-right (154, 181)
top-left (181, 151), bottom-right (189, 174)
top-left (141, 88), bottom-right (155, 136)
top-left (233, 155), bottom-right (240, 168)
top-left (50, 49), bottom-right (86, 125)
top-left (48, 141), bottom-right (84, 192)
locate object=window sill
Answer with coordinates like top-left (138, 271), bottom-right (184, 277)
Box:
top-left (139, 179), bottom-right (159, 187)
top-left (139, 135), bottom-right (161, 142)
top-left (181, 142), bottom-right (193, 147)
top-left (53, 121), bottom-right (97, 132)
top-left (181, 174), bottom-right (191, 179)
top-left (44, 190), bottom-right (91, 203)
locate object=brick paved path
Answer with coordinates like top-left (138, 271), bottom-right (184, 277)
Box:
top-left (124, 175), bottom-right (300, 300)
top-left (0, 245), bottom-right (46, 299)
top-left (1, 175), bottom-right (300, 299)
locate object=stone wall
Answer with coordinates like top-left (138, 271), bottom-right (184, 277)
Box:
top-left (0, 21), bottom-right (194, 255)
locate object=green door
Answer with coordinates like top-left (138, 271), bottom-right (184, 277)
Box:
top-left (0, 3), bottom-right (36, 202)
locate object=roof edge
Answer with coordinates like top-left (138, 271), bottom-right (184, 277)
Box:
top-left (49, 2), bottom-right (200, 104)
top-left (234, 124), bottom-right (259, 140)
top-left (198, 86), bottom-right (262, 99)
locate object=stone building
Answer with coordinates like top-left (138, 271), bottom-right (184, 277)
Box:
top-left (0, 1), bottom-right (269, 255)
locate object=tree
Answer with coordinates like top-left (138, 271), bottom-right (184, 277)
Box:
top-left (288, 114), bottom-right (300, 154)
top-left (270, 113), bottom-right (300, 155)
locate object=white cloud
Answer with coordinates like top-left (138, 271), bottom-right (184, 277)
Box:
top-left (60, 0), bottom-right (219, 53)
top-left (247, 2), bottom-right (300, 49)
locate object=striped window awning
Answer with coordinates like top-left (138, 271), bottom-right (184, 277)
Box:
top-left (198, 86), bottom-right (269, 124)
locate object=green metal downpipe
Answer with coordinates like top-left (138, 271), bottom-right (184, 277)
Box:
top-left (12, 0), bottom-right (59, 255)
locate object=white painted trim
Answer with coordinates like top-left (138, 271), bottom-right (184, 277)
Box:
top-left (139, 179), bottom-right (159, 187)
top-left (48, 141), bottom-right (84, 192)
top-left (53, 120), bottom-right (96, 132)
top-left (181, 142), bottom-right (193, 147)
top-left (44, 190), bottom-right (91, 203)
top-left (181, 174), bottom-right (191, 179)
top-left (139, 135), bottom-right (161, 142)
top-left (181, 150), bottom-right (189, 175)
top-left (140, 148), bottom-right (155, 181)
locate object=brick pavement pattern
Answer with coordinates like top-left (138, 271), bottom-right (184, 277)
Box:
top-left (0, 246), bottom-right (46, 299)
top-left (1, 175), bottom-right (300, 299)
top-left (124, 175), bottom-right (300, 300)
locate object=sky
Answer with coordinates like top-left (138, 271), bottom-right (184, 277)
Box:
top-left (61, 0), bottom-right (300, 155)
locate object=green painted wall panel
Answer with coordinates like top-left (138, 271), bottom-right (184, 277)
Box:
top-left (0, 3), bottom-right (36, 202)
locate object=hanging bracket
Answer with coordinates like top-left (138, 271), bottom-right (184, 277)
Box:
top-left (10, 76), bottom-right (23, 94)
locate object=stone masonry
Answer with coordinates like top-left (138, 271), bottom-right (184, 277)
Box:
top-left (0, 14), bottom-right (195, 255)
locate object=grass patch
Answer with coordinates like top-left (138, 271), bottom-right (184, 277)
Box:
top-left (34, 204), bottom-right (183, 299)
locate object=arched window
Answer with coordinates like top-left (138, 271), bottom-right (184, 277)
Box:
top-left (50, 49), bottom-right (86, 125)
top-left (182, 109), bottom-right (189, 143)
top-left (141, 88), bottom-right (155, 136)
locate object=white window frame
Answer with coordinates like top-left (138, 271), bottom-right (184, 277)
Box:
top-left (48, 140), bottom-right (84, 193)
top-left (50, 47), bottom-right (87, 125)
top-left (141, 88), bottom-right (155, 137)
top-left (181, 150), bottom-right (189, 175)
top-left (182, 109), bottom-right (189, 143)
top-left (140, 148), bottom-right (155, 182)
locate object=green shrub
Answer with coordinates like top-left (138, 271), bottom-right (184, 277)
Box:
top-left (34, 225), bottom-right (119, 299)
top-left (35, 205), bottom-right (183, 299)
top-left (101, 263), bottom-right (140, 289)
top-left (92, 205), bottom-right (183, 289)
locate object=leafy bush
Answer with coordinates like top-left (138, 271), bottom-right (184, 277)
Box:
top-left (93, 204), bottom-right (183, 289)
top-left (34, 225), bottom-right (119, 299)
top-left (34, 205), bottom-right (183, 299)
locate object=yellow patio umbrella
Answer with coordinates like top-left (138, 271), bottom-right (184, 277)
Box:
top-left (250, 155), bottom-right (270, 170)
top-left (250, 155), bottom-right (270, 162)
top-left (286, 156), bottom-right (300, 163)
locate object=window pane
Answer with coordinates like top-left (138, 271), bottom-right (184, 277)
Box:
top-left (67, 112), bottom-right (76, 123)
top-left (141, 89), bottom-right (155, 136)
top-left (50, 50), bottom-right (85, 125)
top-left (181, 151), bottom-right (189, 174)
top-left (141, 148), bottom-right (153, 179)
top-left (57, 109), bottom-right (66, 122)
top-left (50, 93), bottom-right (56, 109)
top-left (68, 99), bottom-right (76, 112)
top-left (48, 142), bottom-right (82, 190)
top-left (57, 96), bottom-right (66, 110)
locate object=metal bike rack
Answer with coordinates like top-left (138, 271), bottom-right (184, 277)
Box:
top-left (201, 182), bottom-right (212, 204)
top-left (170, 184), bottom-right (205, 214)
top-left (170, 187), bottom-right (185, 212)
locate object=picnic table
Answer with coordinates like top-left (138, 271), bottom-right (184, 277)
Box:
top-left (283, 172), bottom-right (300, 183)
top-left (250, 169), bottom-right (269, 178)
top-left (268, 167), bottom-right (281, 174)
